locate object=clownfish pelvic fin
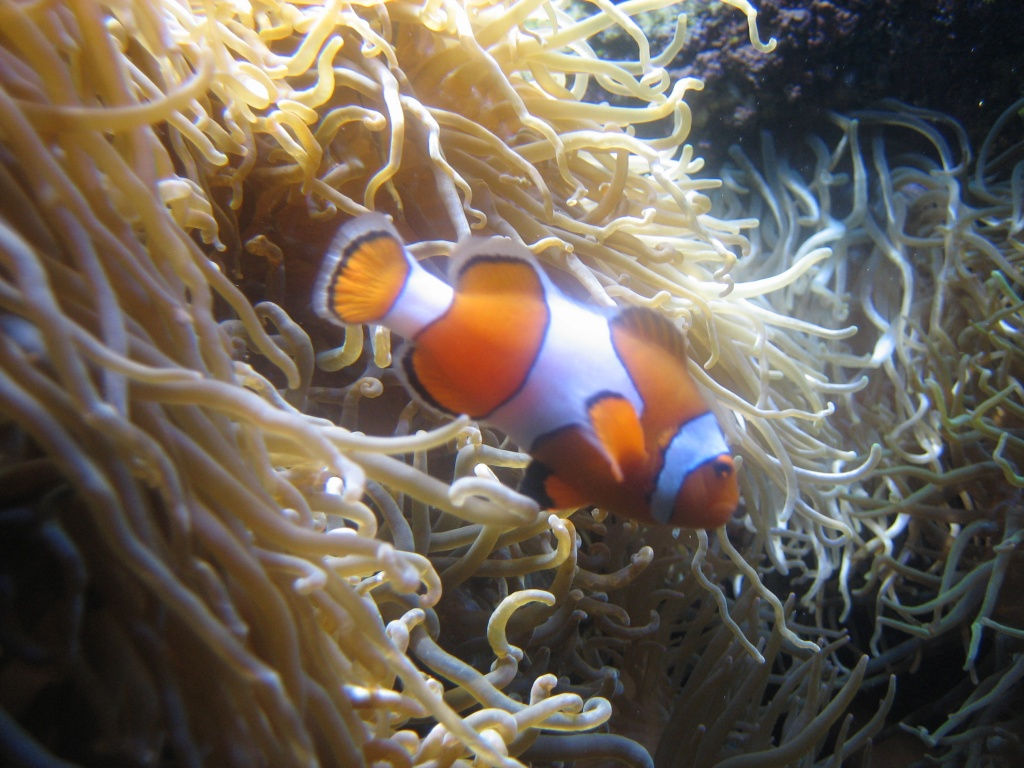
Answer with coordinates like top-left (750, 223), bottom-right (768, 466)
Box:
top-left (519, 423), bottom-right (618, 512)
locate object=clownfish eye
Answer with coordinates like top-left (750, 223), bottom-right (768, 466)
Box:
top-left (712, 458), bottom-right (733, 477)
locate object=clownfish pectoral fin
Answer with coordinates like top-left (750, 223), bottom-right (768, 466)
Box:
top-left (313, 213), bottom-right (412, 326)
top-left (402, 238), bottom-right (550, 418)
top-left (586, 392), bottom-right (648, 483)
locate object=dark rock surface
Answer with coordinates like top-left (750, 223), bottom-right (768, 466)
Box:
top-left (663, 0), bottom-right (1024, 163)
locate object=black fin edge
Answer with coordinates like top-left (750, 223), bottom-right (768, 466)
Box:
top-left (611, 305), bottom-right (688, 359)
top-left (519, 459), bottom-right (555, 510)
top-left (399, 346), bottom-right (458, 417)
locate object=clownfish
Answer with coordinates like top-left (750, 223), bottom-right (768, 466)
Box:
top-left (313, 214), bottom-right (739, 528)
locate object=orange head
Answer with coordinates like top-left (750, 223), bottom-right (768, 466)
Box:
top-left (671, 453), bottom-right (739, 528)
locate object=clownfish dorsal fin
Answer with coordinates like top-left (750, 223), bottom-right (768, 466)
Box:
top-left (400, 237), bottom-right (551, 419)
top-left (586, 392), bottom-right (648, 483)
top-left (610, 305), bottom-right (689, 362)
top-left (609, 305), bottom-right (709, 452)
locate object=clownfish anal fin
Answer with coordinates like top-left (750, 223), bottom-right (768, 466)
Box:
top-left (314, 213), bottom-right (410, 325)
top-left (405, 241), bottom-right (550, 418)
top-left (586, 392), bottom-right (648, 483)
top-left (611, 306), bottom-right (688, 362)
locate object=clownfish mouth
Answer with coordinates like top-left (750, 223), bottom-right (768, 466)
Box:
top-left (708, 500), bottom-right (739, 528)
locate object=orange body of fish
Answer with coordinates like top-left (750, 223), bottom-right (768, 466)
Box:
top-left (314, 214), bottom-right (739, 528)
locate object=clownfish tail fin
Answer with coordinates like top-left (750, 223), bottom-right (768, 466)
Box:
top-left (314, 213), bottom-right (413, 326)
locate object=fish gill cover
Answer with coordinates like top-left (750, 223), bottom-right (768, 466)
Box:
top-left (0, 0), bottom-right (1020, 766)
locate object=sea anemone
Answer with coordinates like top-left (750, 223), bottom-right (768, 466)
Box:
top-left (719, 99), bottom-right (1024, 764)
top-left (1, 0), bottom-right (1020, 766)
